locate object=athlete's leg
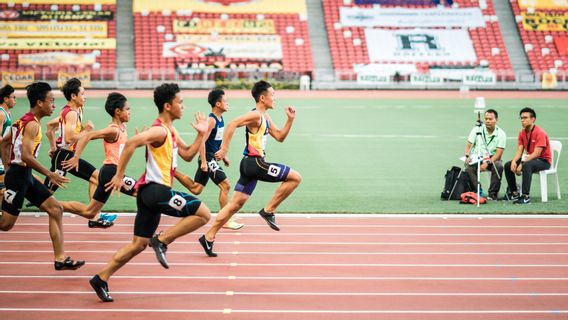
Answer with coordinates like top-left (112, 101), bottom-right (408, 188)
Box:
top-left (60, 199), bottom-right (104, 220)
top-left (0, 210), bottom-right (17, 231)
top-left (205, 191), bottom-right (249, 241)
top-left (175, 171), bottom-right (204, 195)
top-left (264, 169), bottom-right (302, 213)
top-left (158, 203), bottom-right (210, 245)
top-left (38, 196), bottom-right (66, 262)
top-left (97, 236), bottom-right (149, 281)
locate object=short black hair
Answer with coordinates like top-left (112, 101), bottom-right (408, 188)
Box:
top-left (208, 89), bottom-right (225, 108)
top-left (61, 78), bottom-right (82, 101)
top-left (0, 84), bottom-right (14, 103)
top-left (105, 92), bottom-right (127, 117)
top-left (153, 83), bottom-right (180, 113)
top-left (251, 80), bottom-right (272, 103)
top-left (485, 109), bottom-right (498, 119)
top-left (520, 107), bottom-right (536, 118)
top-left (26, 82), bottom-right (51, 108)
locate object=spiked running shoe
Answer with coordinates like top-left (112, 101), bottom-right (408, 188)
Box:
top-left (100, 213), bottom-right (117, 223)
top-left (222, 219), bottom-right (244, 230)
top-left (88, 218), bottom-right (114, 228)
top-left (259, 208), bottom-right (280, 231)
top-left (90, 275), bottom-right (113, 302)
top-left (149, 234), bottom-right (169, 269)
top-left (199, 235), bottom-right (218, 257)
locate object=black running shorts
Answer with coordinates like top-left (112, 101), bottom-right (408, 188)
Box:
top-left (193, 153), bottom-right (227, 186)
top-left (2, 164), bottom-right (53, 216)
top-left (234, 156), bottom-right (290, 196)
top-left (134, 182), bottom-right (202, 238)
top-left (92, 164), bottom-right (136, 203)
top-left (44, 148), bottom-right (97, 192)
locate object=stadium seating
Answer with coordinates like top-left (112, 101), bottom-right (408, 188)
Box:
top-left (133, 11), bottom-right (313, 80)
top-left (0, 2), bottom-right (116, 81)
top-left (322, 0), bottom-right (513, 80)
top-left (510, 1), bottom-right (567, 74)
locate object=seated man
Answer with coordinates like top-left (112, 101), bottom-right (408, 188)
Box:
top-left (463, 109), bottom-right (506, 200)
top-left (504, 107), bottom-right (551, 204)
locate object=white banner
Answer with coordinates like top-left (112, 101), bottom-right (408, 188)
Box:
top-left (462, 71), bottom-right (496, 85)
top-left (357, 72), bottom-right (391, 85)
top-left (163, 35), bottom-right (282, 60)
top-left (365, 29), bottom-right (477, 63)
top-left (354, 63), bottom-right (417, 76)
top-left (340, 7), bottom-right (485, 28)
top-left (410, 73), bottom-right (444, 85)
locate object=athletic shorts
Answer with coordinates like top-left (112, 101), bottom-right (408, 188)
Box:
top-left (134, 182), bottom-right (202, 238)
top-left (234, 156), bottom-right (290, 196)
top-left (194, 153), bottom-right (227, 186)
top-left (2, 164), bottom-right (52, 216)
top-left (92, 164), bottom-right (137, 203)
top-left (44, 148), bottom-right (97, 192)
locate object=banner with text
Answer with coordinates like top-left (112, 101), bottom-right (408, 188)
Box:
top-left (462, 71), bottom-right (496, 85)
top-left (1, 71), bottom-right (34, 88)
top-left (522, 12), bottom-right (568, 31)
top-left (365, 29), bottom-right (477, 63)
top-left (554, 36), bottom-right (568, 55)
top-left (57, 71), bottom-right (91, 88)
top-left (173, 19), bottom-right (275, 34)
top-left (8, 0), bottom-right (115, 4)
top-left (518, 0), bottom-right (568, 9)
top-left (18, 52), bottom-right (97, 66)
top-left (0, 10), bottom-right (114, 21)
top-left (164, 35), bottom-right (282, 60)
top-left (0, 22), bottom-right (108, 38)
top-left (0, 38), bottom-right (115, 50)
top-left (340, 7), bottom-right (485, 28)
top-left (134, 0), bottom-right (306, 14)
top-left (410, 73), bottom-right (444, 86)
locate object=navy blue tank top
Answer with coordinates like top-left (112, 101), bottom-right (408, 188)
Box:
top-left (205, 113), bottom-right (224, 153)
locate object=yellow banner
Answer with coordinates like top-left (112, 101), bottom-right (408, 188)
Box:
top-left (19, 52), bottom-right (96, 66)
top-left (173, 19), bottom-right (275, 34)
top-left (1, 71), bottom-right (34, 89)
top-left (541, 72), bottom-right (558, 89)
top-left (58, 71), bottom-right (91, 88)
top-left (134, 0), bottom-right (306, 14)
top-left (8, 0), bottom-right (115, 4)
top-left (522, 12), bottom-right (568, 31)
top-left (518, 0), bottom-right (568, 9)
top-left (0, 22), bottom-right (108, 38)
top-left (0, 38), bottom-right (115, 50)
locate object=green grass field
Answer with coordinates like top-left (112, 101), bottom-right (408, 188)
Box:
top-left (11, 94), bottom-right (568, 214)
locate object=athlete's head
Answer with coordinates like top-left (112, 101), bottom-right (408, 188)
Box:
top-left (61, 78), bottom-right (85, 107)
top-left (105, 92), bottom-right (130, 122)
top-left (252, 80), bottom-right (275, 109)
top-left (208, 89), bottom-right (227, 111)
top-left (154, 83), bottom-right (183, 119)
top-left (0, 84), bottom-right (16, 108)
top-left (26, 82), bottom-right (55, 116)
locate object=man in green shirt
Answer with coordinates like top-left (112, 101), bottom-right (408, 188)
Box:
top-left (463, 109), bottom-right (507, 200)
top-left (0, 85), bottom-right (16, 204)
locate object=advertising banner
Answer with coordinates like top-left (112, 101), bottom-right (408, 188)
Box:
top-left (18, 52), bottom-right (97, 66)
top-left (57, 71), bottom-right (91, 88)
top-left (164, 35), bottom-right (282, 60)
top-left (8, 0), bottom-right (115, 4)
top-left (462, 71), bottom-right (496, 85)
top-left (1, 71), bottom-right (34, 88)
top-left (173, 19), bottom-right (275, 34)
top-left (410, 73), bottom-right (444, 85)
top-left (340, 7), bottom-right (485, 28)
top-left (0, 10), bottom-right (114, 21)
top-left (0, 38), bottom-right (115, 50)
top-left (365, 29), bottom-right (477, 63)
top-left (522, 12), bottom-right (568, 31)
top-left (0, 22), bottom-right (108, 38)
top-left (518, 0), bottom-right (568, 9)
top-left (134, 0), bottom-right (306, 14)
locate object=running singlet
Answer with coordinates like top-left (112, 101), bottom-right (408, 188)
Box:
top-left (0, 107), bottom-right (11, 137)
top-left (103, 124), bottom-right (127, 165)
top-left (10, 111), bottom-right (41, 166)
top-left (243, 112), bottom-right (269, 157)
top-left (205, 113), bottom-right (223, 154)
top-left (136, 119), bottom-right (178, 187)
top-left (56, 105), bottom-right (82, 152)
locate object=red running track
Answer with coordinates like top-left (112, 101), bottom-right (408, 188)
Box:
top-left (1, 214), bottom-right (568, 320)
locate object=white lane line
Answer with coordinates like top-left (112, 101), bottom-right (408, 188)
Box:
top-left (2, 261), bottom-right (568, 267)
top-left (0, 308), bottom-right (567, 314)
top-left (7, 231), bottom-right (568, 236)
top-left (1, 290), bottom-right (567, 296)
top-left (2, 240), bottom-right (568, 245)
top-left (12, 223), bottom-right (568, 228)
top-left (1, 275), bottom-right (568, 280)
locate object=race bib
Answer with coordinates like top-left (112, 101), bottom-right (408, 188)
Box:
top-left (3, 189), bottom-right (17, 204)
top-left (168, 194), bottom-right (187, 211)
top-left (122, 176), bottom-right (136, 191)
top-left (268, 165), bottom-right (281, 177)
top-left (215, 127), bottom-right (224, 140)
top-left (207, 159), bottom-right (220, 172)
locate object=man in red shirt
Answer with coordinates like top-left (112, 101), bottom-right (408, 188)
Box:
top-left (504, 107), bottom-right (551, 204)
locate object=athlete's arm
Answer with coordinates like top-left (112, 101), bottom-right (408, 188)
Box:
top-left (198, 117), bottom-right (216, 171)
top-left (0, 129), bottom-right (12, 170)
top-left (177, 112), bottom-right (208, 162)
top-left (62, 125), bottom-right (120, 171)
top-left (267, 106), bottom-right (296, 142)
top-left (63, 111), bottom-right (93, 146)
top-left (21, 121), bottom-right (69, 188)
top-left (215, 110), bottom-right (260, 160)
top-left (46, 117), bottom-right (59, 156)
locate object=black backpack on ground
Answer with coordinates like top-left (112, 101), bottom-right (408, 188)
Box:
top-left (441, 166), bottom-right (473, 200)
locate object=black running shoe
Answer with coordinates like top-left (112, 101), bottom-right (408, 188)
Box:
top-left (259, 208), bottom-right (280, 231)
top-left (88, 218), bottom-right (114, 229)
top-left (514, 195), bottom-right (531, 205)
top-left (199, 235), bottom-right (218, 257)
top-left (149, 234), bottom-right (169, 269)
top-left (89, 275), bottom-right (113, 302)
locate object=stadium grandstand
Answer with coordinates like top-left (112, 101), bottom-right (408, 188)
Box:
top-left (0, 0), bottom-right (567, 89)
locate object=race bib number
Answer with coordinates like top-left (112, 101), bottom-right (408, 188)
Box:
top-left (168, 194), bottom-right (187, 211)
top-left (207, 159), bottom-right (220, 172)
top-left (267, 165), bottom-right (281, 177)
top-left (215, 127), bottom-right (224, 140)
top-left (4, 189), bottom-right (16, 204)
top-left (118, 144), bottom-right (125, 158)
top-left (122, 176), bottom-right (136, 191)
top-left (55, 169), bottom-right (65, 176)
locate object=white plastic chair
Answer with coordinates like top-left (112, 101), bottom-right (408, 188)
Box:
top-left (538, 140), bottom-right (562, 202)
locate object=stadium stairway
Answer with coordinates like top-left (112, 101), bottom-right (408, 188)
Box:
top-left (306, 0), bottom-right (336, 89)
top-left (494, 0), bottom-right (532, 77)
top-left (115, 0), bottom-right (137, 87)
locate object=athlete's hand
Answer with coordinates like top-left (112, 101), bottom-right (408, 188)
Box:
top-left (285, 106), bottom-right (296, 119)
top-left (61, 156), bottom-right (79, 172)
top-left (215, 148), bottom-right (227, 161)
top-left (200, 160), bottom-right (208, 172)
top-left (222, 157), bottom-right (230, 167)
top-left (191, 112), bottom-right (208, 135)
top-left (48, 147), bottom-right (56, 158)
top-left (105, 174), bottom-right (124, 193)
top-left (84, 120), bottom-right (94, 132)
top-left (48, 171), bottom-right (70, 189)
top-left (135, 126), bottom-right (148, 135)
